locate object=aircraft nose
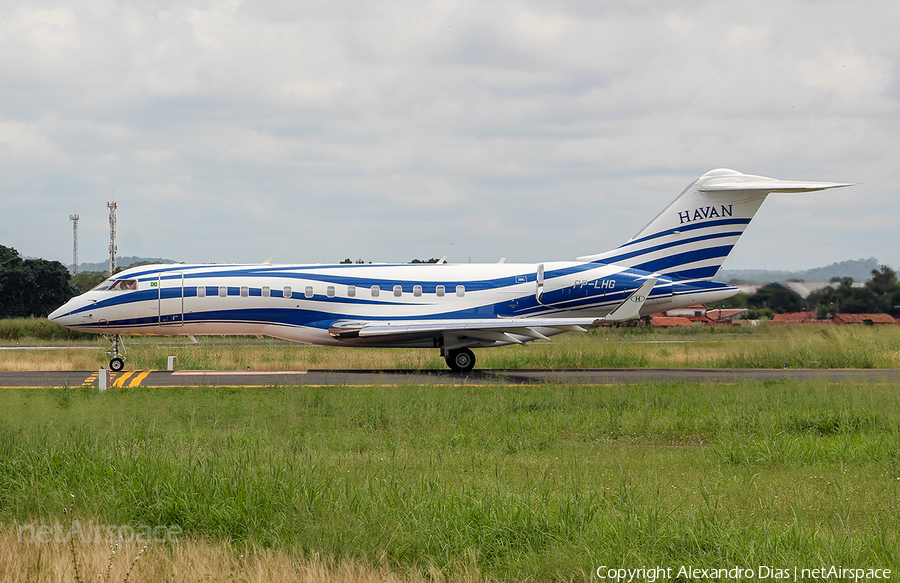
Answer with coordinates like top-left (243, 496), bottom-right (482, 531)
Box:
top-left (48, 305), bottom-right (65, 322)
top-left (48, 300), bottom-right (80, 327)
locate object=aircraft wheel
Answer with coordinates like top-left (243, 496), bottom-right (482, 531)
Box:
top-left (110, 357), bottom-right (126, 372)
top-left (445, 348), bottom-right (475, 372)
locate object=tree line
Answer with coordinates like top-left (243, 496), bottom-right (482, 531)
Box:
top-left (0, 246), bottom-right (77, 318)
top-left (2, 243), bottom-right (898, 320)
top-left (712, 266), bottom-right (900, 319)
top-left (0, 245), bottom-right (143, 318)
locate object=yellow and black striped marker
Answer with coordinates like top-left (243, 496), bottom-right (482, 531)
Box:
top-left (111, 370), bottom-right (153, 388)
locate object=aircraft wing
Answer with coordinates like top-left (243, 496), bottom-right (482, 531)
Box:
top-left (329, 317), bottom-right (597, 340)
top-left (328, 277), bottom-right (657, 348)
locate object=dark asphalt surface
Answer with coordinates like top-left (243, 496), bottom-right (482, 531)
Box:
top-left (2, 368), bottom-right (900, 388)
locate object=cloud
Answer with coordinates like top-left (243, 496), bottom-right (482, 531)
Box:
top-left (1, 0), bottom-right (898, 270)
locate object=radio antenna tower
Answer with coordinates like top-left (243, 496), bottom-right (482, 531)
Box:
top-left (108, 200), bottom-right (117, 276)
top-left (69, 211), bottom-right (79, 275)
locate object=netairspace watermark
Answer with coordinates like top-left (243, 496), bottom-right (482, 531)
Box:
top-left (18, 520), bottom-right (182, 545)
top-left (595, 565), bottom-right (893, 582)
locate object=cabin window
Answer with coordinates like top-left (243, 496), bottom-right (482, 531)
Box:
top-left (197, 286), bottom-right (206, 298)
top-left (240, 286), bottom-right (249, 297)
top-left (347, 285), bottom-right (356, 297)
top-left (413, 285), bottom-right (422, 297)
top-left (393, 285), bottom-right (402, 297)
top-left (262, 286), bottom-right (270, 297)
top-left (110, 279), bottom-right (137, 291)
top-left (305, 286), bottom-right (314, 298)
top-left (218, 286), bottom-right (227, 297)
top-left (371, 285), bottom-right (380, 297)
top-left (283, 286), bottom-right (292, 298)
top-left (436, 285), bottom-right (445, 297)
top-left (326, 286), bottom-right (335, 298)
top-left (456, 285), bottom-right (465, 297)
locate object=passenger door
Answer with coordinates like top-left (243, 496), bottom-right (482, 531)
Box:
top-left (158, 272), bottom-right (184, 326)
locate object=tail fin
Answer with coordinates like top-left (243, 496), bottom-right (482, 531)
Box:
top-left (577, 169), bottom-right (851, 280)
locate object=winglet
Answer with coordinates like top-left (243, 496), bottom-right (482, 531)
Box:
top-left (604, 277), bottom-right (658, 322)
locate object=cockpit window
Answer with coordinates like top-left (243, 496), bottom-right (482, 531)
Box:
top-left (94, 279), bottom-right (137, 291)
top-left (92, 279), bottom-right (115, 291)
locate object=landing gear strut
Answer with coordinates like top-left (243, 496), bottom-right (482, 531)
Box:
top-left (443, 347), bottom-right (475, 372)
top-left (103, 334), bottom-right (127, 371)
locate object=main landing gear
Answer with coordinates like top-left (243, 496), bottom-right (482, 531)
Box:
top-left (103, 334), bottom-right (127, 371)
top-left (443, 347), bottom-right (475, 373)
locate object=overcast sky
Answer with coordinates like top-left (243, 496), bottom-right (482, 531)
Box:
top-left (2, 0), bottom-right (897, 272)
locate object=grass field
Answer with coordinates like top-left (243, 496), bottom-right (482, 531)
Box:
top-left (2, 379), bottom-right (899, 581)
top-left (4, 320), bottom-right (900, 371)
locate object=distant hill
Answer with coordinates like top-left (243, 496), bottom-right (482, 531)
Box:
top-left (718, 257), bottom-right (882, 284)
top-left (70, 256), bottom-right (179, 273)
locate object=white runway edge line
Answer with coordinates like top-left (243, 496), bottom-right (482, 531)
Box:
top-left (0, 346), bottom-right (97, 350)
top-left (171, 371), bottom-right (308, 375)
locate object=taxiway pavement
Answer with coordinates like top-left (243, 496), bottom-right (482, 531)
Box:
top-left (2, 368), bottom-right (900, 388)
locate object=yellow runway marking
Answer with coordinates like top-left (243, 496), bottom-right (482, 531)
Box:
top-left (82, 371), bottom-right (99, 387)
top-left (112, 371), bottom-right (153, 387)
top-left (128, 370), bottom-right (153, 387)
top-left (112, 371), bottom-right (136, 387)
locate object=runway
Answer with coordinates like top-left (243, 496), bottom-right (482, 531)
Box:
top-left (2, 368), bottom-right (900, 388)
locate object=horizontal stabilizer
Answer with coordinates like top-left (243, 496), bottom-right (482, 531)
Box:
top-left (700, 179), bottom-right (852, 193)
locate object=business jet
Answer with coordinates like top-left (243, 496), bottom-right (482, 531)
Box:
top-left (49, 169), bottom-right (850, 372)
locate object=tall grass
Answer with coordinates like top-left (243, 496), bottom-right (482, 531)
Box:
top-left (2, 381), bottom-right (898, 579)
top-left (0, 318), bottom-right (94, 341)
top-left (5, 323), bottom-right (900, 370)
top-left (2, 526), bottom-right (480, 583)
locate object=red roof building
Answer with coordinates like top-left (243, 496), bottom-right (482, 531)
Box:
top-left (650, 316), bottom-right (695, 327)
top-left (831, 313), bottom-right (898, 325)
top-left (770, 312), bottom-right (817, 325)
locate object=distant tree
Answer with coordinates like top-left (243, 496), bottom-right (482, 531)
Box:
top-left (0, 246), bottom-right (27, 316)
top-left (808, 279), bottom-right (853, 317)
top-left (410, 258), bottom-right (441, 264)
top-left (71, 271), bottom-right (108, 293)
top-left (0, 246), bottom-right (17, 264)
top-left (0, 245), bottom-right (77, 318)
top-left (864, 266), bottom-right (900, 313)
top-left (865, 266), bottom-right (897, 295)
top-left (815, 303), bottom-right (832, 320)
top-left (340, 258), bottom-right (352, 264)
top-left (746, 284), bottom-right (804, 315)
top-left (888, 289), bottom-right (900, 317)
top-left (840, 287), bottom-right (881, 314)
top-left (808, 267), bottom-right (899, 316)
top-left (24, 259), bottom-right (75, 317)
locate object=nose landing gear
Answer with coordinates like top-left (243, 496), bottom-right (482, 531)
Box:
top-left (103, 334), bottom-right (127, 371)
